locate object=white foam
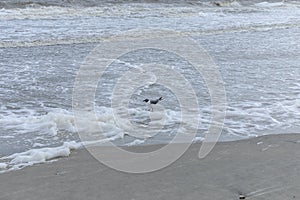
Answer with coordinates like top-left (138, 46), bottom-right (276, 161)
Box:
top-left (0, 135), bottom-right (15, 139)
top-left (192, 137), bottom-right (205, 143)
top-left (255, 2), bottom-right (285, 8)
top-left (0, 163), bottom-right (7, 169)
top-left (0, 108), bottom-right (76, 136)
top-left (0, 141), bottom-right (82, 172)
top-left (0, 106), bottom-right (122, 143)
top-left (0, 105), bottom-right (182, 172)
top-left (125, 139), bottom-right (145, 146)
top-left (32, 143), bottom-right (47, 148)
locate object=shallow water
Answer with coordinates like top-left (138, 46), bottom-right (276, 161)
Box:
top-left (0, 1), bottom-right (300, 169)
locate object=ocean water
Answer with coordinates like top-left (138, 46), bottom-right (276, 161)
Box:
top-left (1, 0), bottom-right (300, 171)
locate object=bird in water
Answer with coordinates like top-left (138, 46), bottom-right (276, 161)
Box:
top-left (143, 97), bottom-right (163, 111)
top-left (143, 97), bottom-right (163, 104)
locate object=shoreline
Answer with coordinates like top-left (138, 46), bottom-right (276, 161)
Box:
top-left (1, 133), bottom-right (300, 199)
top-left (0, 132), bottom-right (296, 173)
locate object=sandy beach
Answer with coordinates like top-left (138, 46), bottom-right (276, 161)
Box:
top-left (0, 133), bottom-right (299, 200)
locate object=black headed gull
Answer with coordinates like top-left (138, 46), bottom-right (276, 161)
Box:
top-left (143, 97), bottom-right (163, 104)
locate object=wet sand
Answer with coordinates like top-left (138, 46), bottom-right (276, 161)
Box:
top-left (1, 133), bottom-right (300, 200)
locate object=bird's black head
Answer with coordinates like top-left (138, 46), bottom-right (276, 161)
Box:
top-left (143, 99), bottom-right (149, 103)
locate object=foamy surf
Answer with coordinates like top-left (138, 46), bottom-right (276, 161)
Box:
top-left (0, 141), bottom-right (82, 173)
top-left (0, 105), bottom-right (185, 172)
top-left (2, 94), bottom-right (300, 172)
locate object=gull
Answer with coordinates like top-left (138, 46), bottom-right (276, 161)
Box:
top-left (143, 97), bottom-right (163, 111)
top-left (143, 97), bottom-right (163, 104)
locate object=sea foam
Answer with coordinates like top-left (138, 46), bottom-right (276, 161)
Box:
top-left (0, 141), bottom-right (81, 172)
